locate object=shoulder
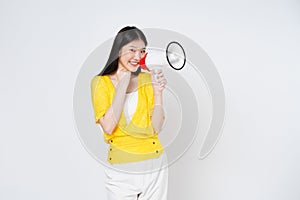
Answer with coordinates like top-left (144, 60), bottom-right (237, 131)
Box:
top-left (138, 73), bottom-right (153, 97)
top-left (91, 75), bottom-right (109, 90)
top-left (139, 72), bottom-right (152, 85)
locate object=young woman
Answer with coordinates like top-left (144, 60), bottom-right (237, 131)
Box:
top-left (91, 26), bottom-right (168, 200)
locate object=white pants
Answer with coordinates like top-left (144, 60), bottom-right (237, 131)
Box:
top-left (104, 153), bottom-right (168, 200)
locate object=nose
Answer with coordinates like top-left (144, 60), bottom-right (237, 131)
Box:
top-left (133, 51), bottom-right (142, 60)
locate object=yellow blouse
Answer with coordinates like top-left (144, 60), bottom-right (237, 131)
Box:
top-left (91, 72), bottom-right (164, 164)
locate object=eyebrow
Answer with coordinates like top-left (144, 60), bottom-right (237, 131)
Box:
top-left (128, 46), bottom-right (146, 49)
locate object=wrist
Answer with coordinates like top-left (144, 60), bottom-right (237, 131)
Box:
top-left (154, 91), bottom-right (163, 97)
top-left (154, 95), bottom-right (163, 105)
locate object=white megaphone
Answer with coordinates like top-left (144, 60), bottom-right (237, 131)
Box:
top-left (139, 41), bottom-right (186, 72)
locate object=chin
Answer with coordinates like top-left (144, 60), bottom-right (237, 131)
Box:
top-left (131, 67), bottom-right (141, 75)
top-left (128, 66), bottom-right (139, 72)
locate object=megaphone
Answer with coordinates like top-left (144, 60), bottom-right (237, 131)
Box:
top-left (139, 41), bottom-right (186, 71)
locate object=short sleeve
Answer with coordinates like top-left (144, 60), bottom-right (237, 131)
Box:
top-left (91, 76), bottom-right (110, 124)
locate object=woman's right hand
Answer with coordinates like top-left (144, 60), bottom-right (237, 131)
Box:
top-left (117, 69), bottom-right (131, 87)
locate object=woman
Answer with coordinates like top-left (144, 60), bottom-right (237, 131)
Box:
top-left (91, 26), bottom-right (168, 200)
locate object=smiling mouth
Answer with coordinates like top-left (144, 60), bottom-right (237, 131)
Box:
top-left (129, 61), bottom-right (139, 67)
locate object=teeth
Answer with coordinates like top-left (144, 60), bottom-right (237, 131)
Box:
top-left (130, 61), bottom-right (138, 65)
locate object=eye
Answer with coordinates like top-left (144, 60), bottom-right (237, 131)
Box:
top-left (129, 49), bottom-right (136, 53)
top-left (141, 49), bottom-right (146, 54)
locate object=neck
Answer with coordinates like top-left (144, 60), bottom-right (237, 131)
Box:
top-left (111, 70), bottom-right (135, 82)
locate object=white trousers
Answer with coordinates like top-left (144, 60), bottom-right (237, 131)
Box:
top-left (104, 153), bottom-right (168, 200)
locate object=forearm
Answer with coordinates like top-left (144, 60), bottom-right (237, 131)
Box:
top-left (151, 94), bottom-right (165, 133)
top-left (99, 83), bottom-right (127, 134)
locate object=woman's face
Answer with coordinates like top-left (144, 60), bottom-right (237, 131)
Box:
top-left (118, 39), bottom-right (146, 72)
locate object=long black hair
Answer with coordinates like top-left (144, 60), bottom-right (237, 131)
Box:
top-left (98, 26), bottom-right (148, 76)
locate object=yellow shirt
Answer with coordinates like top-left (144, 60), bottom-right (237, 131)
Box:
top-left (91, 72), bottom-right (164, 164)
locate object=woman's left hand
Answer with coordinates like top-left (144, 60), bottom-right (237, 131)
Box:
top-left (151, 69), bottom-right (167, 95)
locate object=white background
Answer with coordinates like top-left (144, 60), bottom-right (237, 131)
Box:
top-left (1, 0), bottom-right (300, 199)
